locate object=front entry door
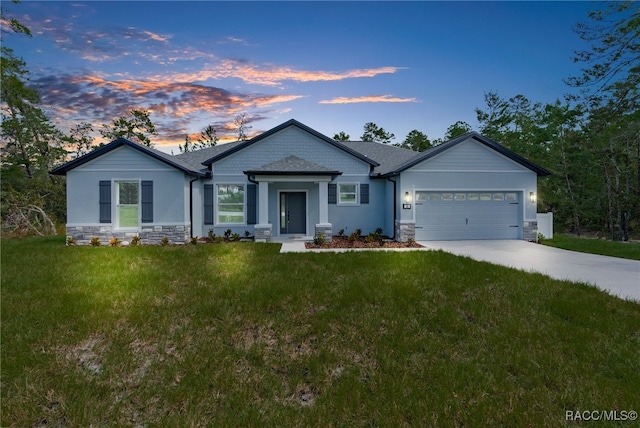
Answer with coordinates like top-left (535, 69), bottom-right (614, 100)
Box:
top-left (280, 192), bottom-right (306, 235)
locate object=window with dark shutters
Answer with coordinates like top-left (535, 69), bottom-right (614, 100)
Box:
top-left (247, 184), bottom-right (257, 225)
top-left (328, 184), bottom-right (337, 204)
top-left (204, 184), bottom-right (214, 225)
top-left (99, 181), bottom-right (111, 223)
top-left (360, 184), bottom-right (369, 204)
top-left (141, 181), bottom-right (153, 223)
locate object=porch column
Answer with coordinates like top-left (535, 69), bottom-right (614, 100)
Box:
top-left (315, 181), bottom-right (332, 240)
top-left (318, 181), bottom-right (329, 224)
top-left (258, 181), bottom-right (269, 224)
top-left (254, 181), bottom-right (272, 242)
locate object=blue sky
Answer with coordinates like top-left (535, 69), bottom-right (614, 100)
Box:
top-left (2, 1), bottom-right (597, 153)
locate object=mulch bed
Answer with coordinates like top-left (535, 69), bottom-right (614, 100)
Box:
top-left (305, 236), bottom-right (422, 249)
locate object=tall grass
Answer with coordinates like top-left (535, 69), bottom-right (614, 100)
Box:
top-left (2, 237), bottom-right (639, 426)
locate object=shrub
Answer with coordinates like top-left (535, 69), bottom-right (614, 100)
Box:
top-left (231, 233), bottom-right (241, 241)
top-left (337, 228), bottom-right (345, 237)
top-left (190, 236), bottom-right (198, 245)
top-left (313, 232), bottom-right (326, 246)
top-left (244, 230), bottom-right (251, 238)
top-left (109, 237), bottom-right (121, 247)
top-left (537, 233), bottom-right (545, 244)
top-left (348, 231), bottom-right (359, 244)
top-left (90, 237), bottom-right (101, 247)
top-left (130, 235), bottom-right (141, 246)
top-left (208, 229), bottom-right (215, 241)
top-left (65, 236), bottom-right (76, 246)
top-left (224, 229), bottom-right (232, 241)
top-left (354, 228), bottom-right (362, 237)
top-left (161, 237), bottom-right (170, 246)
top-left (375, 227), bottom-right (383, 236)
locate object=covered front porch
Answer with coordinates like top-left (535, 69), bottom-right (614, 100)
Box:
top-left (244, 156), bottom-right (341, 242)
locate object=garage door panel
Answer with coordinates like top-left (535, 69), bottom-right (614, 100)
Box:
top-left (415, 191), bottom-right (521, 240)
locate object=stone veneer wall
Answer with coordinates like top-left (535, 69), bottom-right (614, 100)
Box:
top-left (523, 221), bottom-right (538, 242)
top-left (254, 225), bottom-right (273, 243)
top-left (67, 225), bottom-right (190, 245)
top-left (314, 224), bottom-right (332, 241)
top-left (395, 220), bottom-right (415, 242)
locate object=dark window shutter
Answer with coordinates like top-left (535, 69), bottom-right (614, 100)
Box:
top-left (247, 184), bottom-right (257, 225)
top-left (204, 184), bottom-right (214, 225)
top-left (99, 181), bottom-right (111, 223)
top-left (360, 184), bottom-right (369, 204)
top-left (141, 181), bottom-right (153, 223)
top-left (328, 184), bottom-right (337, 204)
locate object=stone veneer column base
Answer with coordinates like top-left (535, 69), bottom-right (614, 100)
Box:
top-left (395, 220), bottom-right (415, 242)
top-left (66, 224), bottom-right (190, 245)
top-left (315, 223), bottom-right (332, 241)
top-left (523, 221), bottom-right (538, 242)
top-left (254, 224), bottom-right (273, 243)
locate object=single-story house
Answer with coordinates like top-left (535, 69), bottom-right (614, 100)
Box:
top-left (51, 119), bottom-right (550, 245)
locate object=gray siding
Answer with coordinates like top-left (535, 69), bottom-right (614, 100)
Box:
top-left (214, 126), bottom-right (370, 174)
top-left (66, 146), bottom-right (189, 225)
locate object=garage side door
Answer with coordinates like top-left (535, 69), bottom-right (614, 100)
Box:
top-left (415, 192), bottom-right (521, 240)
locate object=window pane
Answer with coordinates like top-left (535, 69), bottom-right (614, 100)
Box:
top-left (119, 182), bottom-right (139, 204)
top-left (454, 193), bottom-right (466, 201)
top-left (217, 184), bottom-right (245, 223)
top-left (119, 205), bottom-right (138, 227)
top-left (468, 193), bottom-right (479, 201)
top-left (480, 193), bottom-right (491, 201)
top-left (493, 193), bottom-right (504, 201)
top-left (428, 193), bottom-right (440, 201)
top-left (339, 184), bottom-right (357, 204)
top-left (442, 193), bottom-right (453, 201)
top-left (505, 192), bottom-right (517, 201)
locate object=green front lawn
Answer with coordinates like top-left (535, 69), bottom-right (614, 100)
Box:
top-left (2, 237), bottom-right (639, 426)
top-left (542, 233), bottom-right (640, 260)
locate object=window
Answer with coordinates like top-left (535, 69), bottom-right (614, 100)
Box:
top-left (442, 193), bottom-right (453, 201)
top-left (480, 193), bottom-right (492, 201)
top-left (338, 184), bottom-right (358, 204)
top-left (468, 193), bottom-right (479, 201)
top-left (493, 193), bottom-right (504, 201)
top-left (454, 193), bottom-right (466, 201)
top-left (505, 192), bottom-right (517, 201)
top-left (217, 184), bottom-right (245, 224)
top-left (116, 181), bottom-right (139, 228)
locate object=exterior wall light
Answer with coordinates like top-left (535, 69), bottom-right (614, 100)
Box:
top-left (529, 192), bottom-right (537, 203)
top-left (403, 191), bottom-right (412, 209)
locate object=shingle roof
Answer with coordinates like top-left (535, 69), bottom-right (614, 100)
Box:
top-left (243, 155), bottom-right (342, 176)
top-left (50, 138), bottom-right (207, 177)
top-left (201, 119), bottom-right (379, 167)
top-left (378, 131), bottom-right (551, 177)
top-left (339, 141), bottom-right (421, 175)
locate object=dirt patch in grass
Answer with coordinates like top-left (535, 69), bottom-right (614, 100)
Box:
top-left (306, 236), bottom-right (422, 249)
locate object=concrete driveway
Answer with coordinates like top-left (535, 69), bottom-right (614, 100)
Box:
top-left (419, 240), bottom-right (640, 301)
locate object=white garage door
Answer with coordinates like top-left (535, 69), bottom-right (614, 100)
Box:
top-left (415, 191), bottom-right (521, 240)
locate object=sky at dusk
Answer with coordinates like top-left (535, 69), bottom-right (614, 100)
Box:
top-left (2, 1), bottom-right (599, 154)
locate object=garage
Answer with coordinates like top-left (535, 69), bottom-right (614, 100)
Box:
top-left (415, 191), bottom-right (521, 240)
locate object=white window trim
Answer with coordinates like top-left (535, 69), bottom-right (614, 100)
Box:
top-left (215, 183), bottom-right (246, 225)
top-left (114, 179), bottom-right (141, 231)
top-left (337, 183), bottom-right (359, 206)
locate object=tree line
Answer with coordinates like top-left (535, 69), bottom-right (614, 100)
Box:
top-left (1, 1), bottom-right (638, 239)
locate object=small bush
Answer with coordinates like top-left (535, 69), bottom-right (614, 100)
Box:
top-left (208, 229), bottom-right (215, 241)
top-left (231, 233), bottom-right (241, 241)
top-left (190, 236), bottom-right (199, 245)
top-left (161, 237), bottom-right (170, 246)
top-left (244, 230), bottom-right (251, 238)
top-left (109, 237), bottom-right (121, 247)
top-left (224, 229), bottom-right (232, 241)
top-left (90, 237), bottom-right (101, 247)
top-left (348, 231), bottom-right (359, 244)
top-left (537, 233), bottom-right (545, 244)
top-left (313, 232), bottom-right (326, 246)
top-left (65, 236), bottom-right (76, 246)
top-left (354, 228), bottom-right (362, 237)
top-left (130, 235), bottom-right (141, 246)
top-left (375, 227), bottom-right (383, 236)
top-left (337, 228), bottom-right (345, 237)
